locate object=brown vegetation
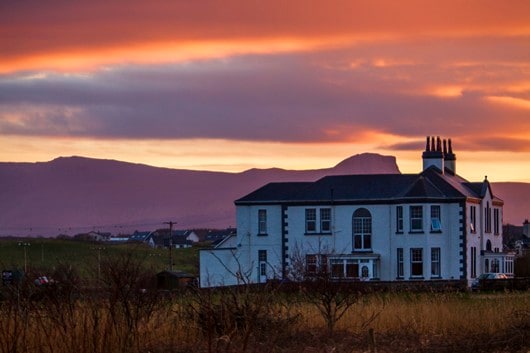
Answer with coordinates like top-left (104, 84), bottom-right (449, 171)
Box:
top-left (0, 256), bottom-right (529, 353)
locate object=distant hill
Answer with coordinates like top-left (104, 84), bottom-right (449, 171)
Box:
top-left (0, 153), bottom-right (400, 236)
top-left (490, 182), bottom-right (530, 226)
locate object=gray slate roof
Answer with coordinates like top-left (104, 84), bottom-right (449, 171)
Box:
top-left (235, 166), bottom-right (503, 205)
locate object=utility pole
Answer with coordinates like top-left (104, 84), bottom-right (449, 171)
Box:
top-left (163, 221), bottom-right (177, 271)
top-left (91, 246), bottom-right (105, 283)
top-left (18, 242), bottom-right (31, 273)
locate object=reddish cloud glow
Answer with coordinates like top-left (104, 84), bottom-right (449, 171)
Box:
top-left (1, 0), bottom-right (530, 181)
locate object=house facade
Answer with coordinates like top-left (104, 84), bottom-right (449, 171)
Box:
top-left (200, 137), bottom-right (515, 287)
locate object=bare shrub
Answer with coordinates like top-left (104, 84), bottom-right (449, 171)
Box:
top-left (98, 251), bottom-right (163, 352)
top-left (190, 283), bottom-right (300, 353)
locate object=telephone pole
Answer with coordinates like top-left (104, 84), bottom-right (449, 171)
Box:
top-left (18, 242), bottom-right (31, 273)
top-left (163, 221), bottom-right (177, 271)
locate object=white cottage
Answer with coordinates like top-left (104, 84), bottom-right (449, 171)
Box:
top-left (200, 137), bottom-right (515, 287)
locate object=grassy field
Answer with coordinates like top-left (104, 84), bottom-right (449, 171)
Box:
top-left (0, 238), bottom-right (528, 352)
top-left (0, 238), bottom-right (202, 277)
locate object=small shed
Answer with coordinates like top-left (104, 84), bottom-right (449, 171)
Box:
top-left (156, 270), bottom-right (196, 290)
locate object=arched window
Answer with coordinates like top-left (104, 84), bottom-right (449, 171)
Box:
top-left (353, 208), bottom-right (372, 251)
top-left (486, 240), bottom-right (492, 252)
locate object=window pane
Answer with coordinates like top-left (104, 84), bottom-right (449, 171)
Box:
top-left (410, 248), bottom-right (423, 277)
top-left (411, 263), bottom-right (423, 276)
top-left (258, 209), bottom-right (267, 234)
top-left (260, 263), bottom-right (266, 276)
top-left (353, 208), bottom-right (372, 250)
top-left (431, 248), bottom-right (440, 277)
top-left (397, 248), bottom-right (404, 278)
top-left (354, 234), bottom-right (362, 249)
top-left (346, 263), bottom-right (358, 278)
top-left (363, 234), bottom-right (371, 249)
top-left (258, 250), bottom-right (267, 262)
top-left (331, 261), bottom-right (343, 278)
top-left (306, 254), bottom-right (317, 274)
top-left (410, 206), bottom-right (423, 231)
top-left (396, 206), bottom-right (403, 232)
top-left (306, 208), bottom-right (316, 232)
top-left (320, 208), bottom-right (331, 232)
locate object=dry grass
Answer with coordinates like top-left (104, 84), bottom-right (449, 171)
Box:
top-left (1, 263), bottom-right (528, 353)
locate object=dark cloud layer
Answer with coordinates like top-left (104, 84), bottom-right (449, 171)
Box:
top-left (1, 44), bottom-right (529, 152)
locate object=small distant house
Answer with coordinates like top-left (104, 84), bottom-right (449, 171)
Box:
top-left (75, 231), bottom-right (111, 242)
top-left (128, 230), bottom-right (155, 247)
top-left (156, 270), bottom-right (196, 290)
top-left (152, 229), bottom-right (196, 249)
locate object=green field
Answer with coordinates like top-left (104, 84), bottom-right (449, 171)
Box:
top-left (0, 238), bottom-right (202, 277)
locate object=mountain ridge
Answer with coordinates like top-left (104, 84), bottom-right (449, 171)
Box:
top-left (0, 154), bottom-right (528, 236)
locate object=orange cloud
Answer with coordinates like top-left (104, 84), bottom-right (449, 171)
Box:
top-left (2, 0), bottom-right (529, 73)
top-left (486, 96), bottom-right (530, 110)
top-left (0, 37), bottom-right (348, 74)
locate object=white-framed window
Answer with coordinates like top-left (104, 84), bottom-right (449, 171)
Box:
top-left (430, 205), bottom-right (441, 232)
top-left (306, 254), bottom-right (328, 275)
top-left (491, 258), bottom-right (500, 273)
top-left (485, 202), bottom-right (492, 233)
top-left (494, 208), bottom-right (500, 235)
top-left (431, 248), bottom-right (441, 278)
top-left (305, 208), bottom-right (317, 233)
top-left (410, 206), bottom-right (423, 232)
top-left (258, 250), bottom-right (267, 276)
top-left (505, 257), bottom-right (514, 275)
top-left (353, 208), bottom-right (372, 251)
top-left (306, 254), bottom-right (317, 274)
top-left (258, 249), bottom-right (267, 262)
top-left (397, 248), bottom-right (404, 279)
top-left (330, 259), bottom-right (345, 278)
top-left (470, 205), bottom-right (477, 233)
top-left (258, 209), bottom-right (267, 235)
top-left (396, 206), bottom-right (403, 233)
top-left (330, 258), bottom-right (360, 279)
top-left (320, 208), bottom-right (331, 233)
top-left (410, 248), bottom-right (423, 278)
top-left (471, 246), bottom-right (477, 278)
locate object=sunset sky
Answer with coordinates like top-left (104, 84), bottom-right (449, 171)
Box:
top-left (1, 0), bottom-right (530, 182)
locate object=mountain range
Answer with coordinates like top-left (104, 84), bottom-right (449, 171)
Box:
top-left (0, 153), bottom-right (528, 236)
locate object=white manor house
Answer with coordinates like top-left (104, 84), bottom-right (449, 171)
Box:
top-left (200, 137), bottom-right (515, 287)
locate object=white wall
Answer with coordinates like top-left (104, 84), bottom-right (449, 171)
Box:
top-left (200, 200), bottom-right (480, 286)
